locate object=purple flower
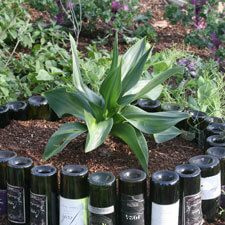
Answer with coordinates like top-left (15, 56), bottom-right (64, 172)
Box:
top-left (211, 32), bottom-right (222, 50)
top-left (66, 1), bottom-right (75, 10)
top-left (56, 12), bottom-right (64, 25)
top-left (112, 1), bottom-right (129, 14)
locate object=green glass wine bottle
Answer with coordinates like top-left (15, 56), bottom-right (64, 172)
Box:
top-left (119, 169), bottom-right (147, 225)
top-left (0, 105), bottom-right (10, 128)
top-left (60, 165), bottom-right (89, 225)
top-left (30, 165), bottom-right (58, 225)
top-left (150, 170), bottom-right (180, 225)
top-left (0, 150), bottom-right (17, 215)
top-left (6, 101), bottom-right (27, 121)
top-left (7, 157), bottom-right (33, 224)
top-left (88, 172), bottom-right (116, 225)
top-left (189, 155), bottom-right (221, 222)
top-left (175, 164), bottom-right (203, 225)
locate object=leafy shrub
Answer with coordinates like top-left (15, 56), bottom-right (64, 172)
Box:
top-left (42, 34), bottom-right (188, 173)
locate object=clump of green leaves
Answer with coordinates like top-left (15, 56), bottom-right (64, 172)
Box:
top-left (43, 34), bottom-right (188, 173)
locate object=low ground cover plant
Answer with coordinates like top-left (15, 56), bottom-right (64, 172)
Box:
top-left (42, 34), bottom-right (188, 173)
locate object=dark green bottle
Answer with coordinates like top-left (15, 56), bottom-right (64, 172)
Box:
top-left (150, 170), bottom-right (180, 225)
top-left (88, 172), bottom-right (116, 225)
top-left (0, 150), bottom-right (17, 215)
top-left (119, 169), bottom-right (147, 225)
top-left (30, 165), bottom-right (58, 225)
top-left (175, 164), bottom-right (203, 225)
top-left (206, 147), bottom-right (225, 209)
top-left (60, 165), bottom-right (89, 225)
top-left (27, 95), bottom-right (50, 120)
top-left (137, 99), bottom-right (161, 112)
top-left (0, 105), bottom-right (10, 128)
top-left (189, 155), bottom-right (221, 222)
top-left (6, 101), bottom-right (27, 121)
top-left (7, 157), bottom-right (33, 224)
top-left (207, 135), bottom-right (225, 148)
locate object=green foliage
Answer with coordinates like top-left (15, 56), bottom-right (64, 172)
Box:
top-left (43, 34), bottom-right (188, 173)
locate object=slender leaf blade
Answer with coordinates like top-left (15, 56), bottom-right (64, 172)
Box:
top-left (110, 33), bottom-right (118, 71)
top-left (121, 105), bottom-right (189, 134)
top-left (43, 122), bottom-right (87, 161)
top-left (153, 126), bottom-right (182, 143)
top-left (111, 123), bottom-right (149, 173)
top-left (85, 111), bottom-right (113, 152)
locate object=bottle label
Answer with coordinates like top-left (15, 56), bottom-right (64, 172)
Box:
top-left (60, 196), bottom-right (88, 225)
top-left (201, 172), bottom-right (221, 200)
top-left (120, 193), bottom-right (145, 225)
top-left (0, 189), bottom-right (7, 215)
top-left (30, 192), bottom-right (48, 225)
top-left (89, 214), bottom-right (113, 225)
top-left (182, 192), bottom-right (203, 225)
top-left (7, 184), bottom-right (26, 223)
top-left (151, 200), bottom-right (179, 225)
top-left (88, 205), bottom-right (114, 215)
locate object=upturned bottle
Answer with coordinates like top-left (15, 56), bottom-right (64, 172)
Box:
top-left (119, 169), bottom-right (147, 225)
top-left (88, 172), bottom-right (116, 225)
top-left (30, 165), bottom-right (58, 225)
top-left (7, 157), bottom-right (33, 224)
top-left (60, 165), bottom-right (89, 225)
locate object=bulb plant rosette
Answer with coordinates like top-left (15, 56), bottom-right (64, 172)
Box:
top-left (42, 34), bottom-right (188, 173)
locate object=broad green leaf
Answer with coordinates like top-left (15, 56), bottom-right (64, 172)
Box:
top-left (122, 39), bottom-right (146, 79)
top-left (84, 111), bottom-right (113, 153)
top-left (121, 48), bottom-right (151, 96)
top-left (70, 34), bottom-right (85, 92)
top-left (188, 96), bottom-right (200, 111)
top-left (45, 88), bottom-right (93, 120)
top-left (110, 33), bottom-right (118, 71)
top-left (100, 63), bottom-right (122, 111)
top-left (50, 67), bottom-right (64, 75)
top-left (43, 122), bottom-right (87, 161)
top-left (36, 69), bottom-right (53, 81)
top-left (153, 126), bottom-right (182, 143)
top-left (121, 105), bottom-right (188, 134)
top-left (153, 61), bottom-right (169, 74)
top-left (134, 66), bottom-right (184, 100)
top-left (111, 123), bottom-right (148, 173)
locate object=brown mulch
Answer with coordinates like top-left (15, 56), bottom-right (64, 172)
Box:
top-left (0, 117), bottom-right (224, 224)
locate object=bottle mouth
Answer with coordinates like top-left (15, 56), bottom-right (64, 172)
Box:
top-left (7, 101), bottom-right (27, 111)
top-left (152, 170), bottom-right (179, 185)
top-left (187, 110), bottom-right (206, 119)
top-left (0, 105), bottom-right (9, 114)
top-left (89, 172), bottom-right (115, 186)
top-left (207, 123), bottom-right (225, 134)
top-left (175, 164), bottom-right (200, 178)
top-left (0, 150), bottom-right (17, 163)
top-left (138, 99), bottom-right (160, 108)
top-left (28, 96), bottom-right (48, 106)
top-left (206, 116), bottom-right (225, 124)
top-left (161, 103), bottom-right (184, 112)
top-left (8, 157), bottom-right (33, 168)
top-left (207, 147), bottom-right (225, 159)
top-left (31, 165), bottom-right (57, 176)
top-left (207, 135), bottom-right (225, 146)
top-left (119, 169), bottom-right (146, 182)
top-left (189, 155), bottom-right (219, 168)
top-left (61, 165), bottom-right (88, 176)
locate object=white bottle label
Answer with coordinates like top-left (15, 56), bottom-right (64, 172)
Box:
top-left (151, 200), bottom-right (179, 225)
top-left (60, 196), bottom-right (88, 225)
top-left (201, 172), bottom-right (221, 200)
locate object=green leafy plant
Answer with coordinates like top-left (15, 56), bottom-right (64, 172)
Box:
top-left (42, 34), bottom-right (188, 173)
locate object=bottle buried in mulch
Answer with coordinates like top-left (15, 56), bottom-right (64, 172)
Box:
top-left (7, 157), bottom-right (33, 225)
top-left (175, 164), bottom-right (203, 225)
top-left (60, 165), bottom-right (89, 225)
top-left (205, 116), bottom-right (225, 125)
top-left (150, 170), bottom-right (180, 225)
top-left (0, 105), bottom-right (10, 128)
top-left (118, 169), bottom-right (147, 225)
top-left (207, 135), bottom-right (225, 149)
top-left (137, 99), bottom-right (161, 112)
top-left (186, 110), bottom-right (208, 149)
top-left (6, 101), bottom-right (28, 121)
top-left (206, 123), bottom-right (225, 138)
top-left (30, 165), bottom-right (59, 225)
top-left (27, 95), bottom-right (50, 121)
top-left (0, 150), bottom-right (17, 215)
top-left (189, 155), bottom-right (221, 222)
top-left (206, 147), bottom-right (225, 216)
top-left (88, 172), bottom-right (116, 225)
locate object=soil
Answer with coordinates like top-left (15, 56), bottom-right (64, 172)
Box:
top-left (0, 116), bottom-right (224, 224)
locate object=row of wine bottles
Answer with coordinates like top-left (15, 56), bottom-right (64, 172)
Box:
top-left (1, 146), bottom-right (225, 225)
